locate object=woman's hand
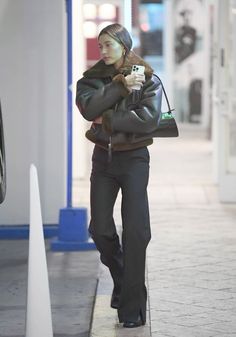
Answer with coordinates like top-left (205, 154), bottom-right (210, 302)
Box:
top-left (125, 73), bottom-right (145, 91)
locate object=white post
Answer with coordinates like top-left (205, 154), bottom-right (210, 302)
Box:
top-left (25, 164), bottom-right (53, 337)
top-left (202, 0), bottom-right (211, 129)
top-left (164, 0), bottom-right (174, 106)
top-left (72, 0), bottom-right (87, 180)
top-left (123, 0), bottom-right (132, 33)
top-left (212, 0), bottom-right (220, 183)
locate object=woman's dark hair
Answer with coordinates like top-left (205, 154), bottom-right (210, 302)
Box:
top-left (98, 23), bottom-right (132, 55)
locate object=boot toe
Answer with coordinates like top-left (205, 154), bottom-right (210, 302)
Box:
top-left (123, 316), bottom-right (145, 328)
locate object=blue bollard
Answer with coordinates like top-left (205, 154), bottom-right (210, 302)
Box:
top-left (51, 207), bottom-right (95, 251)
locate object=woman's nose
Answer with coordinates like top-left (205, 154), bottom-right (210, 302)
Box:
top-left (101, 47), bottom-right (107, 55)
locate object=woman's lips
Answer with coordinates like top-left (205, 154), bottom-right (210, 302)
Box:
top-left (103, 57), bottom-right (110, 61)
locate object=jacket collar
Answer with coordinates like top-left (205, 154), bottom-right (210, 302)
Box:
top-left (83, 51), bottom-right (153, 79)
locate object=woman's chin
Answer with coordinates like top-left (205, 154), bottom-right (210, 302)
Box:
top-left (104, 59), bottom-right (113, 65)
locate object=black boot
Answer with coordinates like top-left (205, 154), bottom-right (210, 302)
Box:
top-left (123, 315), bottom-right (145, 328)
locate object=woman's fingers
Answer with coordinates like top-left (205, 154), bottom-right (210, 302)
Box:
top-left (132, 74), bottom-right (145, 83)
top-left (125, 74), bottom-right (145, 86)
top-left (136, 74), bottom-right (145, 81)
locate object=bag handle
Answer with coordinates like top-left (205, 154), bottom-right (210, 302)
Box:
top-left (153, 74), bottom-right (175, 114)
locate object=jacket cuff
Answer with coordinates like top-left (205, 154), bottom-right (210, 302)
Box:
top-left (112, 74), bottom-right (131, 97)
top-left (102, 109), bottom-right (113, 134)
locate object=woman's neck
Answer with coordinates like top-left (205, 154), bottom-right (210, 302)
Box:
top-left (114, 56), bottom-right (125, 70)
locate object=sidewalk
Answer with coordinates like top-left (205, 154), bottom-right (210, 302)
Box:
top-left (0, 240), bottom-right (99, 337)
top-left (88, 123), bottom-right (236, 337)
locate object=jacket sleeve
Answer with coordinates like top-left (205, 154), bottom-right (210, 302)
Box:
top-left (75, 76), bottom-right (130, 121)
top-left (102, 76), bottom-right (162, 134)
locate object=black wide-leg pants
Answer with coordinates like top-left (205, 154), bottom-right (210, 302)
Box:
top-left (89, 145), bottom-right (151, 323)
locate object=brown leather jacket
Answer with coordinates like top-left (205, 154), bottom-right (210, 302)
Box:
top-left (76, 51), bottom-right (162, 151)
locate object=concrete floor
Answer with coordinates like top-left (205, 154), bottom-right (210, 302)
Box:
top-left (0, 240), bottom-right (99, 337)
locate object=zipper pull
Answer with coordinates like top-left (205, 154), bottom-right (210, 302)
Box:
top-left (108, 136), bottom-right (112, 163)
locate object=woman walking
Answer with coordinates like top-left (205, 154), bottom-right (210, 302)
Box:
top-left (76, 23), bottom-right (162, 328)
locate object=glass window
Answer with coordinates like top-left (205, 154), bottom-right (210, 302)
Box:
top-left (98, 4), bottom-right (116, 20)
top-left (83, 21), bottom-right (97, 38)
top-left (83, 4), bottom-right (97, 20)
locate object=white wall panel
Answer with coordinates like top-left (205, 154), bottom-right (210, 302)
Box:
top-left (0, 0), bottom-right (67, 224)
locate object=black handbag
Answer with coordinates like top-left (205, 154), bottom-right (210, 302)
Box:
top-left (152, 74), bottom-right (179, 137)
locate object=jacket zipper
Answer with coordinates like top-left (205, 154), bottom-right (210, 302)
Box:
top-left (108, 103), bottom-right (118, 163)
top-left (108, 135), bottom-right (112, 163)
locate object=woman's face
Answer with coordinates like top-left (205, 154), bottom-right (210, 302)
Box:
top-left (98, 33), bottom-right (125, 68)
